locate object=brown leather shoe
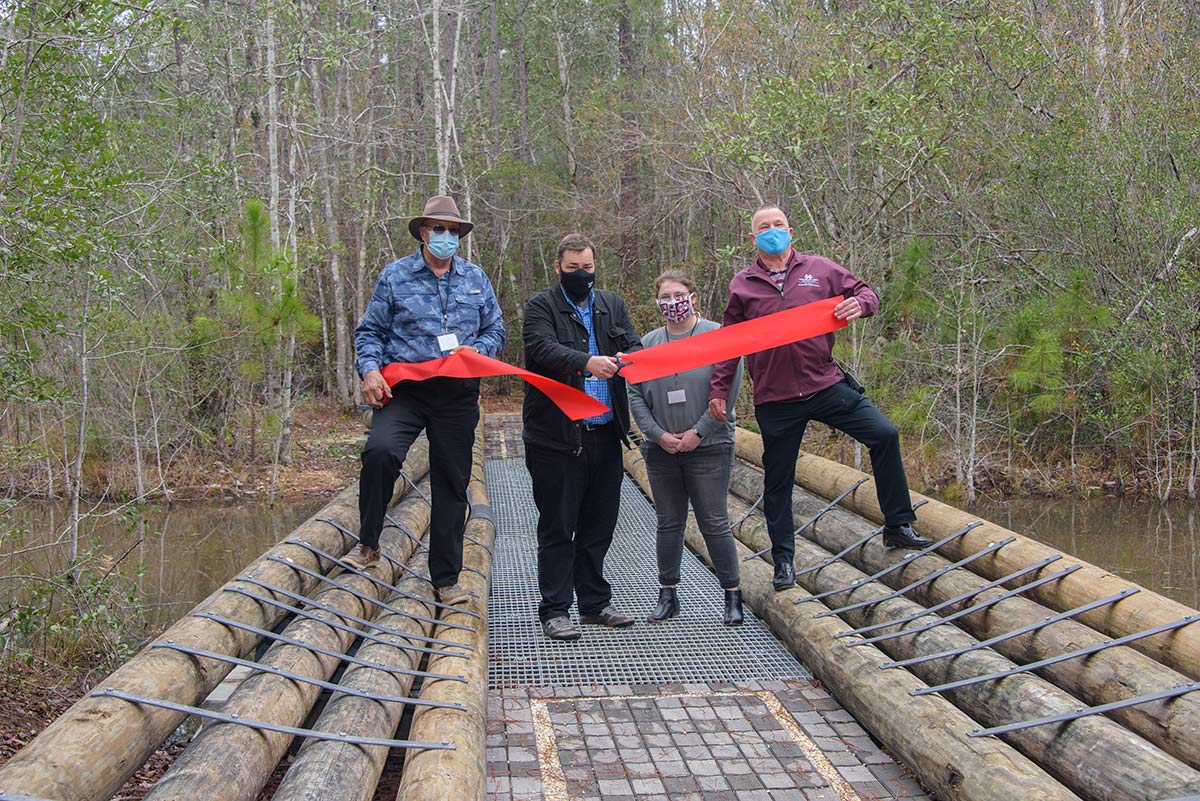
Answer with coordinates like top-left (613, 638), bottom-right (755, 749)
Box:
top-left (579, 606), bottom-right (635, 628)
top-left (542, 616), bottom-right (581, 641)
top-left (435, 583), bottom-right (473, 605)
top-left (342, 544), bottom-right (380, 570)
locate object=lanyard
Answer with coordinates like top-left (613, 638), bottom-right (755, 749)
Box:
top-left (663, 317), bottom-right (699, 386)
top-left (434, 267), bottom-right (453, 333)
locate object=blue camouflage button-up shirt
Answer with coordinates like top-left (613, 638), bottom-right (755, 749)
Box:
top-left (354, 248), bottom-right (506, 377)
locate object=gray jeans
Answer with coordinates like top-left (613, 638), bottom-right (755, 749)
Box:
top-left (643, 441), bottom-right (740, 590)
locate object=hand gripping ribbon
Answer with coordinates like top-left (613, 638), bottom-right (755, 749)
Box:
top-left (379, 296), bottom-right (848, 419)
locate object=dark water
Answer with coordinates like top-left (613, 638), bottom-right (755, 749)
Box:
top-left (4, 494), bottom-right (1197, 639)
top-left (2, 499), bottom-right (327, 630)
top-left (961, 496), bottom-right (1200, 609)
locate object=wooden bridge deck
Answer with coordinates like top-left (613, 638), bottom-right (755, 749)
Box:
top-left (0, 411), bottom-right (1197, 801)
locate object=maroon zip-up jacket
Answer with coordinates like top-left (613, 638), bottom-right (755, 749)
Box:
top-left (708, 250), bottom-right (879, 405)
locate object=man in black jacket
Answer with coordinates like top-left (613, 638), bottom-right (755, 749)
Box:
top-left (522, 233), bottom-right (642, 640)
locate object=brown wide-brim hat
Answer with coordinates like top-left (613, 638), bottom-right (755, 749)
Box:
top-left (408, 195), bottom-right (473, 240)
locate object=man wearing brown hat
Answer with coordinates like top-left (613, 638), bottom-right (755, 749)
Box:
top-left (346, 195), bottom-right (505, 607)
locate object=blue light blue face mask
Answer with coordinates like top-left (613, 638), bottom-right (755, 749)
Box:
top-left (427, 231), bottom-right (460, 260)
top-left (754, 226), bottom-right (792, 255)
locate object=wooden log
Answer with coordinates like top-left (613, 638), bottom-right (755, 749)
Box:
top-left (724, 460), bottom-right (1200, 771)
top-left (0, 443), bottom-right (430, 801)
top-left (269, 546), bottom-right (439, 801)
top-left (715, 469), bottom-right (1200, 801)
top-left (141, 481), bottom-right (432, 801)
top-left (734, 431), bottom-right (1200, 681)
top-left (734, 428), bottom-right (1200, 681)
top-left (398, 419), bottom-right (492, 801)
top-left (622, 449), bottom-right (1084, 801)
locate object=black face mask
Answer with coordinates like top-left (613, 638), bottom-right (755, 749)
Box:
top-left (559, 268), bottom-right (595, 301)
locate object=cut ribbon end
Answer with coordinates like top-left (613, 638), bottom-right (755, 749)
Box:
top-left (379, 349), bottom-right (610, 422)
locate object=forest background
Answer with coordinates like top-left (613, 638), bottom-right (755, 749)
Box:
top-left (2, 0), bottom-right (1198, 529)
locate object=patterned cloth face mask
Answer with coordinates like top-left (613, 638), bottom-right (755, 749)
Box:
top-left (657, 294), bottom-right (694, 323)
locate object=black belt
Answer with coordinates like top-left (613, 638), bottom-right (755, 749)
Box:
top-left (581, 421), bottom-right (612, 431)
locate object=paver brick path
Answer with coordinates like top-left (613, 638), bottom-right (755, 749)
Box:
top-left (483, 415), bottom-right (933, 801)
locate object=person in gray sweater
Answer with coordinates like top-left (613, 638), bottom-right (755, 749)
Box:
top-left (628, 271), bottom-right (745, 625)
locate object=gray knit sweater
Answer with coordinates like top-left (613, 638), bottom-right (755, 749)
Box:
top-left (626, 317), bottom-right (744, 448)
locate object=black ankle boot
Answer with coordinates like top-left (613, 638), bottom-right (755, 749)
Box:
top-left (723, 589), bottom-right (744, 626)
top-left (648, 587), bottom-right (679, 622)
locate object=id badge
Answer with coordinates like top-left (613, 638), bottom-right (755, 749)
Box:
top-left (437, 333), bottom-right (460, 353)
top-left (667, 388), bottom-right (687, 405)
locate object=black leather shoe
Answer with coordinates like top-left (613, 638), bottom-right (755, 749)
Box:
top-left (542, 616), bottom-right (581, 641)
top-left (723, 589), bottom-right (744, 626)
top-left (772, 561), bottom-right (795, 592)
top-left (579, 606), bottom-right (636, 628)
top-left (882, 524), bottom-right (934, 549)
top-left (648, 587), bottom-right (679, 622)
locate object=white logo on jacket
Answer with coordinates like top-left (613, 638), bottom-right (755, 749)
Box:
top-left (798, 274), bottom-right (819, 287)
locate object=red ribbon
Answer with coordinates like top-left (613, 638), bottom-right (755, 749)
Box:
top-left (619, 296), bottom-right (848, 385)
top-left (378, 296), bottom-right (846, 418)
top-left (380, 350), bottom-right (610, 421)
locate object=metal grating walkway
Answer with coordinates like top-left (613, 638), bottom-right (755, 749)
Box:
top-left (486, 458), bottom-right (810, 688)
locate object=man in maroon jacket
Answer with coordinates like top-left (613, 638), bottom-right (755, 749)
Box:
top-left (708, 204), bottom-right (930, 591)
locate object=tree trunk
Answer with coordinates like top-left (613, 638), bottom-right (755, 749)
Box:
top-left (0, 0), bottom-right (42, 190)
top-left (1091, 0), bottom-right (1110, 130)
top-left (419, 0), bottom-right (457, 194)
top-left (308, 55), bottom-right (352, 408)
top-left (316, 243), bottom-right (334, 398)
top-left (265, 9), bottom-right (281, 251)
top-left (270, 334), bottom-right (295, 504)
top-left (69, 282), bottom-right (91, 573)
top-left (131, 362), bottom-right (145, 501)
top-left (549, 0), bottom-right (576, 179)
top-left (515, 0), bottom-right (531, 162)
top-left (487, 0), bottom-right (500, 160)
top-left (616, 0), bottom-right (640, 291)
top-left (353, 9), bottom-right (380, 322)
top-left (1190, 338), bottom-right (1197, 499)
top-left (514, 0), bottom-right (533, 292)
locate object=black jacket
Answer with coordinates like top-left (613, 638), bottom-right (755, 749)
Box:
top-left (522, 285), bottom-right (642, 454)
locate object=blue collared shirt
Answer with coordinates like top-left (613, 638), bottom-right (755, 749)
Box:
top-left (354, 248), bottom-right (506, 376)
top-left (562, 288), bottom-right (613, 425)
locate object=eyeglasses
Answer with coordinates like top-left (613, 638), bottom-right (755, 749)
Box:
top-left (657, 292), bottom-right (690, 301)
top-left (428, 224), bottom-right (460, 235)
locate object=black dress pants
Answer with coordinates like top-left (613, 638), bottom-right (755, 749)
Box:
top-left (358, 377), bottom-right (479, 588)
top-left (525, 425), bottom-right (623, 622)
top-left (755, 380), bottom-right (915, 566)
